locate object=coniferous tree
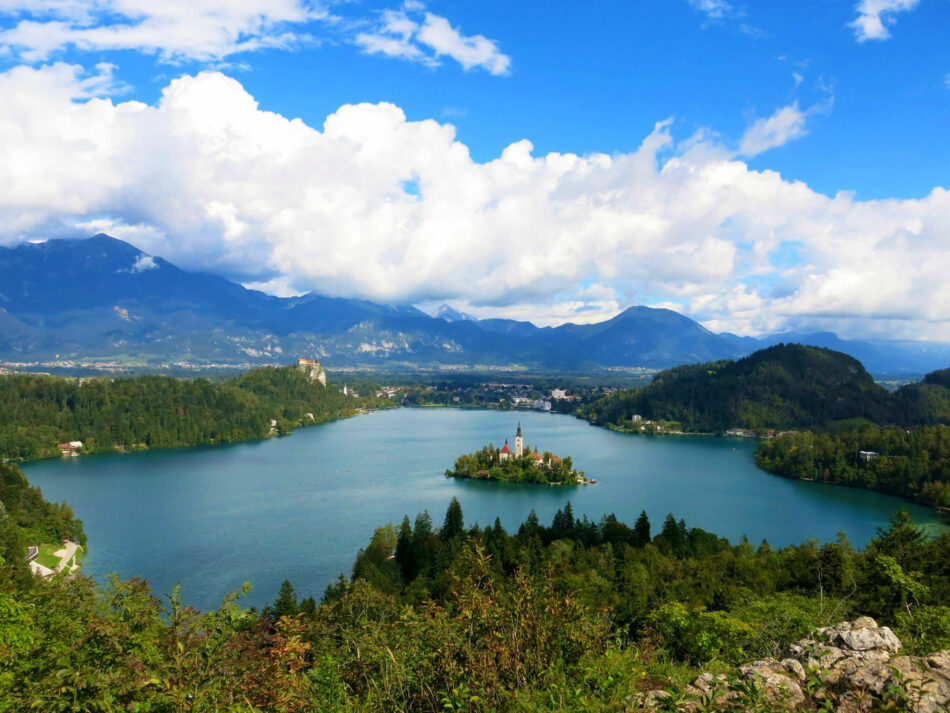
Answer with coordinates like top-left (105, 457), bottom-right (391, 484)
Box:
top-left (633, 510), bottom-right (651, 546)
top-left (519, 509), bottom-right (541, 537)
top-left (441, 497), bottom-right (464, 541)
top-left (870, 509), bottom-right (927, 570)
top-left (269, 579), bottom-right (299, 619)
top-left (395, 515), bottom-right (413, 578)
top-left (552, 502), bottom-right (575, 536)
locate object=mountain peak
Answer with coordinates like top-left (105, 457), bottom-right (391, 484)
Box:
top-left (433, 304), bottom-right (475, 322)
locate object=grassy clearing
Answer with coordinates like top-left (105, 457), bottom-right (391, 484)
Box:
top-left (34, 543), bottom-right (62, 569)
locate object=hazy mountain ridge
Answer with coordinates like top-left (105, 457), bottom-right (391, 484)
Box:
top-left (1, 235), bottom-right (947, 374)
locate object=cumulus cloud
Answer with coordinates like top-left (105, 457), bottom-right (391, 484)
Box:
top-left (1, 65), bottom-right (949, 339)
top-left (849, 0), bottom-right (920, 42)
top-left (355, 3), bottom-right (510, 75)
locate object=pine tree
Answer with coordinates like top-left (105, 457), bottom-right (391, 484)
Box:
top-left (552, 502), bottom-right (575, 536)
top-left (269, 579), bottom-right (299, 619)
top-left (395, 515), bottom-right (413, 578)
top-left (633, 510), bottom-right (651, 545)
top-left (441, 497), bottom-right (464, 541)
top-left (519, 509), bottom-right (540, 536)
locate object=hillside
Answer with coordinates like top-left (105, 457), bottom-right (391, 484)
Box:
top-left (0, 363), bottom-right (382, 461)
top-left (756, 425), bottom-right (950, 506)
top-left (582, 344), bottom-right (897, 432)
top-left (2, 499), bottom-right (949, 711)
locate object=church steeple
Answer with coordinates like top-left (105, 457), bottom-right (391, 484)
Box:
top-left (514, 422), bottom-right (524, 457)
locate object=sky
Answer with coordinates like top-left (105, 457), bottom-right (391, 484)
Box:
top-left (0, 0), bottom-right (948, 340)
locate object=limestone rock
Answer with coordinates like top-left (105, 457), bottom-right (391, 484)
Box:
top-left (781, 658), bottom-right (806, 682)
top-left (650, 621), bottom-right (950, 712)
top-left (740, 658), bottom-right (805, 709)
top-left (826, 618), bottom-right (901, 654)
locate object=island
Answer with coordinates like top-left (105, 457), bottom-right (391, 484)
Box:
top-left (445, 423), bottom-right (594, 485)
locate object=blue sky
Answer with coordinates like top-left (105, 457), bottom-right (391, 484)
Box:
top-left (0, 0), bottom-right (948, 339)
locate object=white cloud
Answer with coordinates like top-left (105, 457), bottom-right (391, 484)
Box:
top-left (739, 102), bottom-right (809, 156)
top-left (0, 0), bottom-right (326, 62)
top-left (116, 253), bottom-right (158, 273)
top-left (1, 65), bottom-right (949, 340)
top-left (739, 95), bottom-right (834, 157)
top-left (242, 276), bottom-right (306, 298)
top-left (688, 0), bottom-right (733, 20)
top-left (355, 4), bottom-right (510, 75)
top-left (130, 254), bottom-right (157, 272)
top-left (849, 0), bottom-right (920, 42)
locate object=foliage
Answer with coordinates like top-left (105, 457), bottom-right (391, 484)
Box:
top-left (0, 365), bottom-right (392, 461)
top-left (0, 462), bottom-right (85, 552)
top-left (756, 425), bottom-right (950, 504)
top-left (582, 344), bottom-right (896, 433)
top-left (3, 485), bottom-right (950, 711)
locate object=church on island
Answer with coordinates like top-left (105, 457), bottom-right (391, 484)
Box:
top-left (445, 423), bottom-right (596, 486)
top-left (498, 423), bottom-right (525, 461)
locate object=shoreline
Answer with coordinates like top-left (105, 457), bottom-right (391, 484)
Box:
top-left (7, 405), bottom-right (392, 466)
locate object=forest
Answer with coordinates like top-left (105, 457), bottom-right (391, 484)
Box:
top-left (755, 426), bottom-right (950, 507)
top-left (581, 344), bottom-right (950, 433)
top-left (0, 365), bottom-right (391, 461)
top-left (2, 475), bottom-right (950, 712)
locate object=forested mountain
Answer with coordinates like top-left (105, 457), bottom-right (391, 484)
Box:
top-left (582, 344), bottom-right (898, 432)
top-left (0, 365), bottom-right (382, 461)
top-left (2, 492), bottom-right (949, 711)
top-left (3, 234), bottom-right (949, 373)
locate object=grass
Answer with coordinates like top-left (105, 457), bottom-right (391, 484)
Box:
top-left (34, 543), bottom-right (63, 569)
top-left (33, 542), bottom-right (83, 572)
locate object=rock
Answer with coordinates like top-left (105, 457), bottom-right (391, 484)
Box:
top-left (926, 651), bottom-right (950, 672)
top-left (883, 655), bottom-right (950, 713)
top-left (781, 658), bottom-right (806, 682)
top-left (651, 621), bottom-right (950, 712)
top-left (839, 660), bottom-right (891, 695)
top-left (641, 689), bottom-right (670, 708)
top-left (831, 619), bottom-right (901, 654)
top-left (740, 658), bottom-right (805, 709)
top-left (690, 672), bottom-right (728, 696)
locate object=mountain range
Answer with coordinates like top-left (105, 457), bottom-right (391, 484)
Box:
top-left (1, 234), bottom-right (948, 375)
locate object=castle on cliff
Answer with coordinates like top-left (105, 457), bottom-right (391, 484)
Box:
top-left (297, 358), bottom-right (327, 387)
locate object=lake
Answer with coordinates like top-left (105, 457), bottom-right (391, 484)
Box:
top-left (23, 408), bottom-right (947, 610)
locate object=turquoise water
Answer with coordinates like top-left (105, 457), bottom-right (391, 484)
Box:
top-left (22, 408), bottom-right (946, 610)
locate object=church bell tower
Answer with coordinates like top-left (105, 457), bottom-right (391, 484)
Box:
top-left (515, 422), bottom-right (523, 457)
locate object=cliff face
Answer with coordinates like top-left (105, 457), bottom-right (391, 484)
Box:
top-left (297, 360), bottom-right (327, 387)
top-left (641, 618), bottom-right (950, 712)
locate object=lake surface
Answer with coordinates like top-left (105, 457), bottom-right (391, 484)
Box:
top-left (23, 408), bottom-right (946, 610)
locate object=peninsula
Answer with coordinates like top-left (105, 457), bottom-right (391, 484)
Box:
top-left (445, 423), bottom-right (592, 485)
